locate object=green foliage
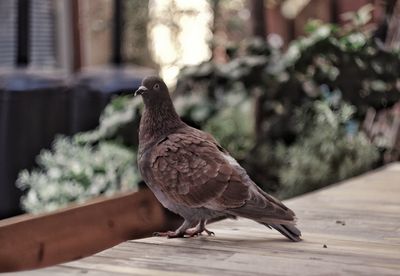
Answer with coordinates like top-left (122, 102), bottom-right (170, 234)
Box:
top-left (174, 90), bottom-right (216, 126)
top-left (176, 37), bottom-right (275, 90)
top-left (341, 4), bottom-right (374, 29)
top-left (17, 138), bottom-right (138, 214)
top-left (18, 96), bottom-right (143, 214)
top-left (203, 88), bottom-right (255, 160)
top-left (175, 6), bottom-right (387, 196)
top-left (277, 98), bottom-right (379, 198)
top-left (175, 80), bottom-right (256, 160)
top-left (283, 18), bottom-right (400, 111)
top-left (75, 95), bottom-right (142, 144)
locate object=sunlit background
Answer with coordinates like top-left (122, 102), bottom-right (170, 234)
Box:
top-left (149, 0), bottom-right (212, 85)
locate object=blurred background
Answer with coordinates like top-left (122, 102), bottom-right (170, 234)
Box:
top-left (1, 0), bottom-right (399, 219)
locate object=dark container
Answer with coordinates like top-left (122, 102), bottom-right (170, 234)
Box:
top-left (0, 69), bottom-right (70, 219)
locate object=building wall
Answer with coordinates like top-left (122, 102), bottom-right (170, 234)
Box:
top-left (79, 0), bottom-right (113, 67)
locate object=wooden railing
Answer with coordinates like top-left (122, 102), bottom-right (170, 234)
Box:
top-left (0, 189), bottom-right (181, 272)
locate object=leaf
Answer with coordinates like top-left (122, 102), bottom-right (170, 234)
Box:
top-left (370, 80), bottom-right (388, 92)
top-left (304, 19), bottom-right (324, 34)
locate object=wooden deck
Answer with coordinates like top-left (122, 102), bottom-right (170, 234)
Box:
top-left (5, 163), bottom-right (400, 275)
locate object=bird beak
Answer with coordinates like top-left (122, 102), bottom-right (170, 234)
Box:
top-left (134, 86), bottom-right (148, 96)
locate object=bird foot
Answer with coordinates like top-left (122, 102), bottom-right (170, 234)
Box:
top-left (185, 227), bottom-right (215, 237)
top-left (204, 228), bottom-right (215, 236)
top-left (153, 227), bottom-right (215, 238)
top-left (153, 231), bottom-right (184, 238)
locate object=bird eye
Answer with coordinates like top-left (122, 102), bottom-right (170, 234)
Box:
top-left (153, 83), bottom-right (160, 90)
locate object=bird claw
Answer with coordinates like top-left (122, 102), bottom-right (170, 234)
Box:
top-left (153, 223), bottom-right (215, 239)
top-left (153, 231), bottom-right (184, 238)
top-left (205, 229), bottom-right (215, 236)
top-left (184, 227), bottom-right (215, 237)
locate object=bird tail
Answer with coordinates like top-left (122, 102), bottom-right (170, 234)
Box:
top-left (267, 223), bottom-right (302, 242)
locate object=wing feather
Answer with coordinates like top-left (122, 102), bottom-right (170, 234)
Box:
top-left (144, 127), bottom-right (296, 223)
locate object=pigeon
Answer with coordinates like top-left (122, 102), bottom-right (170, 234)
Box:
top-left (135, 76), bottom-right (301, 241)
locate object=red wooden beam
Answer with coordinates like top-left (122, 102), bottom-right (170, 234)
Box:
top-left (0, 189), bottom-right (181, 272)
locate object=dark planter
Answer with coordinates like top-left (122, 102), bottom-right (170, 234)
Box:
top-left (0, 69), bottom-right (70, 219)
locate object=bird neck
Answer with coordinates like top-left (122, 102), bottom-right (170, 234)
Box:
top-left (139, 97), bottom-right (184, 148)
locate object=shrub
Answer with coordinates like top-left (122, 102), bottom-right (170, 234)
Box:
top-left (17, 96), bottom-right (142, 213)
top-left (277, 97), bottom-right (379, 198)
top-left (17, 138), bottom-right (138, 213)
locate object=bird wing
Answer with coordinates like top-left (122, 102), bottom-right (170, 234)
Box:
top-left (146, 127), bottom-right (295, 223)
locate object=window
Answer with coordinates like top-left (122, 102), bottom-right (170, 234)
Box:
top-left (0, 0), bottom-right (57, 68)
top-left (0, 0), bottom-right (17, 67)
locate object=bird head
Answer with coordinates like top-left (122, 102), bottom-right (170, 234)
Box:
top-left (134, 76), bottom-right (169, 99)
top-left (135, 76), bottom-right (182, 127)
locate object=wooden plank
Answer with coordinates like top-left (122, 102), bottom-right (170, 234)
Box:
top-left (0, 189), bottom-right (181, 272)
top-left (3, 163), bottom-right (400, 275)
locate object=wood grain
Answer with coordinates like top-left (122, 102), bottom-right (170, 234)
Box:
top-left (2, 163), bottom-right (400, 275)
top-left (0, 189), bottom-right (181, 272)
